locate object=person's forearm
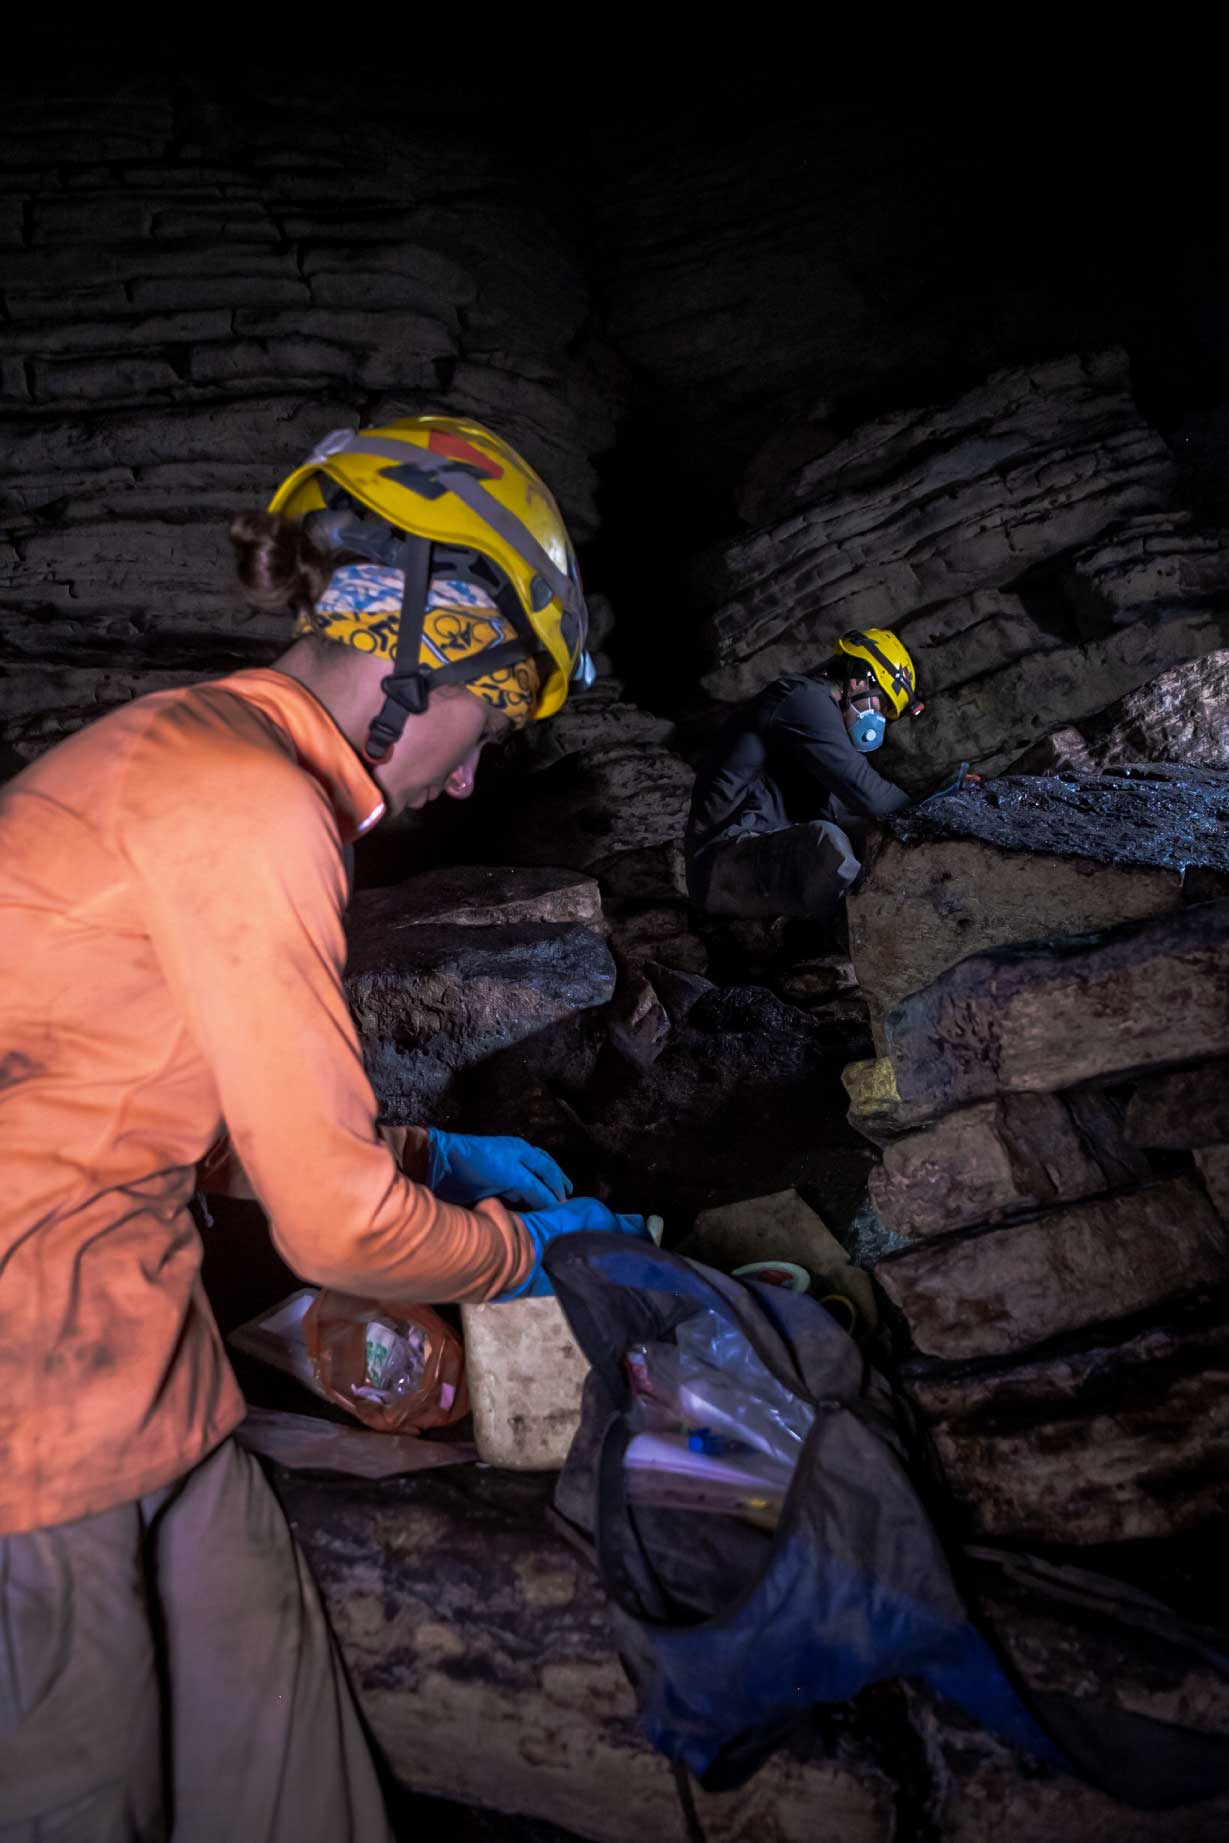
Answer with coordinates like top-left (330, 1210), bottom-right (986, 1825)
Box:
top-left (198, 1121), bottom-right (432, 1201)
top-left (267, 1164), bottom-right (536, 1303)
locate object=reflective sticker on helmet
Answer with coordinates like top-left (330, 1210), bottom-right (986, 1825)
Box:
top-left (427, 429), bottom-right (504, 478)
top-left (306, 427), bottom-right (358, 465)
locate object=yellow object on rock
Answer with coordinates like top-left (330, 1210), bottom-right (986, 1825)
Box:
top-left (842, 1056), bottom-right (902, 1112)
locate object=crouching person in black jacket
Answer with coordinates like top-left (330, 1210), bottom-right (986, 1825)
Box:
top-left (685, 628), bottom-right (919, 923)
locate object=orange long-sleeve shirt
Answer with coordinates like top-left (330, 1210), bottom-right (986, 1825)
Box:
top-left (0, 668), bottom-right (533, 1536)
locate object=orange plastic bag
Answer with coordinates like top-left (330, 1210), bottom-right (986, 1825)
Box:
top-left (303, 1291), bottom-right (470, 1435)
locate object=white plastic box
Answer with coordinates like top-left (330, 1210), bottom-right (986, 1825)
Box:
top-left (460, 1296), bottom-right (590, 1470)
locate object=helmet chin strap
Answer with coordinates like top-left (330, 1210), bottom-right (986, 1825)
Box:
top-left (363, 535), bottom-right (434, 765)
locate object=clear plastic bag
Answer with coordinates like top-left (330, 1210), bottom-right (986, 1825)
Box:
top-left (304, 1290), bottom-right (469, 1435)
top-left (623, 1431), bottom-right (790, 1529)
top-left (629, 1308), bottom-right (814, 1471)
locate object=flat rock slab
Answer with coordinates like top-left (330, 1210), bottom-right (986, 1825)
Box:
top-left (345, 919), bottom-right (616, 1125)
top-left (906, 1316), bottom-right (1229, 1545)
top-left (278, 1467), bottom-right (895, 1843)
top-left (348, 866), bottom-right (603, 937)
top-left (874, 1175), bottom-right (1229, 1361)
top-left (886, 898), bottom-right (1229, 1123)
top-left (885, 772), bottom-right (1229, 873)
top-left (849, 772), bottom-right (1228, 1029)
top-left (869, 1092), bottom-right (1148, 1240)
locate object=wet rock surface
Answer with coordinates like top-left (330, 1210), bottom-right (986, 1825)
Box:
top-left (884, 770), bottom-right (1229, 872)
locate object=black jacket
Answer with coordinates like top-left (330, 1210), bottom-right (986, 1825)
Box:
top-left (685, 674), bottom-right (910, 868)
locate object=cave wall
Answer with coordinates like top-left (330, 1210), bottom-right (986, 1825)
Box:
top-left (592, 95), bottom-right (1229, 521)
top-left (0, 67), bottom-right (622, 760)
top-left (6, 63), bottom-right (1229, 1842)
top-left (6, 73), bottom-right (1229, 766)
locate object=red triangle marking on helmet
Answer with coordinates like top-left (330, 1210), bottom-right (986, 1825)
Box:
top-left (427, 430), bottom-right (504, 478)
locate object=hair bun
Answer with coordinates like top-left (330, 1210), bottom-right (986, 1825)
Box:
top-left (229, 511), bottom-right (334, 617)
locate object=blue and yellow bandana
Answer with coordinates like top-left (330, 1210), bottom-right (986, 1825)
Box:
top-left (295, 564), bottom-right (539, 728)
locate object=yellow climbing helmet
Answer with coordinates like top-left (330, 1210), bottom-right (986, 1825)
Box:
top-left (269, 415), bottom-right (592, 760)
top-left (835, 629), bottom-right (917, 720)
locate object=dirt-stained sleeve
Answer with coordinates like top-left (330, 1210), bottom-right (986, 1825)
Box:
top-left (119, 712), bottom-right (534, 1303)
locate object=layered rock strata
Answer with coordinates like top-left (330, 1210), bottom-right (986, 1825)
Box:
top-left (845, 780), bottom-right (1229, 1577)
top-left (0, 75), bottom-right (621, 758)
top-left (693, 351), bottom-right (1229, 788)
top-left (847, 771), bottom-right (1229, 1041)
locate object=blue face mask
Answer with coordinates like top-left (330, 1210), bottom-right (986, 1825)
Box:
top-left (849, 706), bottom-right (886, 753)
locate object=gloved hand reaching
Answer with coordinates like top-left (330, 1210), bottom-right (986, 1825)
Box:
top-left (427, 1129), bottom-right (573, 1211)
top-left (498, 1196), bottom-right (652, 1300)
top-left (929, 760), bottom-right (984, 799)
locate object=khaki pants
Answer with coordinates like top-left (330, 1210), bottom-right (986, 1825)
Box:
top-left (0, 1439), bottom-right (392, 1842)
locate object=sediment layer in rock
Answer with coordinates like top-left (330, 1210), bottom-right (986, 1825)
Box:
top-left (906, 1316), bottom-right (1229, 1544)
top-left (869, 1092), bottom-right (1146, 1240)
top-left (348, 865), bottom-right (603, 936)
top-left (848, 771), bottom-right (1229, 1031)
top-left (697, 351), bottom-right (1175, 703)
top-left (875, 1176), bottom-right (1229, 1361)
top-left (885, 898), bottom-right (1229, 1124)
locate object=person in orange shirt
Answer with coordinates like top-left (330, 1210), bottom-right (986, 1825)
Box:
top-left (0, 416), bottom-right (645, 1841)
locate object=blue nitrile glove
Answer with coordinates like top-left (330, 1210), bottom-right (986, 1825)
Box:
top-left (426, 1129), bottom-right (573, 1211)
top-left (498, 1197), bottom-right (652, 1300)
top-left (929, 760), bottom-right (984, 799)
